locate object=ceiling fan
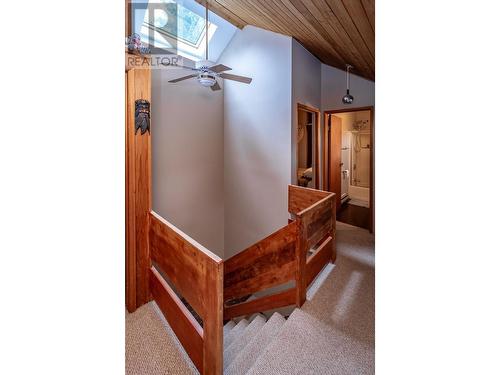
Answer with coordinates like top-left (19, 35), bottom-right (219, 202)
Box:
top-left (168, 1), bottom-right (252, 91)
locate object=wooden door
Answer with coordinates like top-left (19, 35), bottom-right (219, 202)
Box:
top-left (328, 115), bottom-right (342, 211)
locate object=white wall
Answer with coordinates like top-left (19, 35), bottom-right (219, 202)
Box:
top-left (292, 39), bottom-right (322, 185)
top-left (321, 64), bottom-right (375, 111)
top-left (151, 69), bottom-right (224, 258)
top-left (220, 26), bottom-right (293, 258)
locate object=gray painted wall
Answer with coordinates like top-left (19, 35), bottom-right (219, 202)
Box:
top-left (220, 26), bottom-right (293, 259)
top-left (321, 64), bottom-right (375, 111)
top-left (151, 69), bottom-right (225, 258)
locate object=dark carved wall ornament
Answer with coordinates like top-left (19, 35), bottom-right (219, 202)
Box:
top-left (135, 100), bottom-right (151, 135)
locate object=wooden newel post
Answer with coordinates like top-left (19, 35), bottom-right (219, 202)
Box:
top-left (203, 261), bottom-right (224, 374)
top-left (331, 195), bottom-right (337, 263)
top-left (295, 216), bottom-right (307, 307)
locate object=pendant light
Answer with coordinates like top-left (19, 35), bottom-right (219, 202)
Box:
top-left (342, 64), bottom-right (354, 104)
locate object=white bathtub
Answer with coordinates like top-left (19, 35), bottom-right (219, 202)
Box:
top-left (348, 185), bottom-right (369, 207)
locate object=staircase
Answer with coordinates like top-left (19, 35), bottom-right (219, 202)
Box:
top-left (126, 221), bottom-right (375, 375)
top-left (223, 312), bottom-right (285, 374)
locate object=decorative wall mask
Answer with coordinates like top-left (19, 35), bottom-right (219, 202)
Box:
top-left (135, 100), bottom-right (151, 135)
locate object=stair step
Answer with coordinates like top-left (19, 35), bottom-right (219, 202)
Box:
top-left (224, 314), bottom-right (266, 370)
top-left (224, 320), bottom-right (236, 336)
top-left (224, 318), bottom-right (248, 349)
top-left (224, 312), bottom-right (286, 375)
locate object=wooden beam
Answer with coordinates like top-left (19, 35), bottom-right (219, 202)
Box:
top-left (202, 259), bottom-right (224, 375)
top-left (126, 67), bottom-right (152, 310)
top-left (150, 267), bottom-right (204, 372)
top-left (224, 288), bottom-right (296, 320)
top-left (305, 236), bottom-right (333, 286)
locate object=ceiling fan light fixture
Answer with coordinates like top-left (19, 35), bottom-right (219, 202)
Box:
top-left (197, 72), bottom-right (217, 87)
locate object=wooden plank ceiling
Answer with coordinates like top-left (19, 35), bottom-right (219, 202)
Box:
top-left (197, 0), bottom-right (374, 81)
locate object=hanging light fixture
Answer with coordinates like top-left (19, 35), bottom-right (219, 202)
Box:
top-left (342, 64), bottom-right (354, 104)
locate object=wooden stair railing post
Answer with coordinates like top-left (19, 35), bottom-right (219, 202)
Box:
top-left (203, 261), bottom-right (224, 374)
top-left (295, 216), bottom-right (307, 307)
top-left (331, 198), bottom-right (337, 263)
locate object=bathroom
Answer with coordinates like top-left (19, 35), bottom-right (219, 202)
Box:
top-left (326, 109), bottom-right (372, 230)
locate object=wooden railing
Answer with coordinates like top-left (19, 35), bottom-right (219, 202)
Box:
top-left (289, 185), bottom-right (336, 305)
top-left (138, 186), bottom-right (334, 374)
top-left (223, 185), bottom-right (336, 319)
top-left (148, 211), bottom-right (223, 375)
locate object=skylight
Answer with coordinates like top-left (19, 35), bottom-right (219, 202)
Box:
top-left (134, 0), bottom-right (237, 62)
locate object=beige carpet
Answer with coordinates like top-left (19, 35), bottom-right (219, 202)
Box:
top-left (126, 221), bottom-right (374, 374)
top-left (126, 302), bottom-right (197, 375)
top-left (246, 221), bottom-right (375, 374)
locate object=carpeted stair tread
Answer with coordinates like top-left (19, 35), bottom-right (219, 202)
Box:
top-left (224, 312), bottom-right (286, 375)
top-left (224, 319), bottom-right (249, 349)
top-left (224, 320), bottom-right (236, 336)
top-left (245, 279), bottom-right (374, 375)
top-left (223, 314), bottom-right (266, 370)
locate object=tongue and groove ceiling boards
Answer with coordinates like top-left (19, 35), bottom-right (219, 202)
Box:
top-left (196, 0), bottom-right (375, 81)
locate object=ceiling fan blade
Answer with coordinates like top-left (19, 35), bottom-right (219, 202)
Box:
top-left (210, 81), bottom-right (221, 91)
top-left (168, 74), bottom-right (198, 83)
top-left (174, 64), bottom-right (198, 71)
top-left (220, 73), bottom-right (252, 84)
top-left (209, 64), bottom-right (232, 73)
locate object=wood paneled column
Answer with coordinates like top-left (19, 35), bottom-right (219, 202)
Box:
top-left (126, 64), bottom-right (152, 312)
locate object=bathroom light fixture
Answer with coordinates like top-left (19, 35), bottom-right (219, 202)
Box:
top-left (342, 64), bottom-right (354, 104)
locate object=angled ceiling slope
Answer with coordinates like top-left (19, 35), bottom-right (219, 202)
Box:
top-left (196, 0), bottom-right (375, 81)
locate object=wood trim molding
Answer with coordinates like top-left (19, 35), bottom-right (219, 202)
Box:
top-left (150, 266), bottom-right (204, 372)
top-left (305, 236), bottom-right (333, 286)
top-left (297, 103), bottom-right (321, 189)
top-left (224, 288), bottom-right (296, 320)
top-left (323, 106), bottom-right (374, 233)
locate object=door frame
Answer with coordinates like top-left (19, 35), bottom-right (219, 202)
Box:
top-left (323, 106), bottom-right (374, 233)
top-left (296, 103), bottom-right (321, 189)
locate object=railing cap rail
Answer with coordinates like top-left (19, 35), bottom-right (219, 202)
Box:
top-left (150, 210), bottom-right (223, 264)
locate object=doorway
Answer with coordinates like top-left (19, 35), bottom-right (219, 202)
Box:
top-left (323, 107), bottom-right (374, 232)
top-left (296, 104), bottom-right (320, 189)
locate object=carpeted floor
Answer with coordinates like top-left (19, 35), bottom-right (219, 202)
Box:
top-left (125, 221), bottom-right (375, 374)
top-left (246, 221), bottom-right (375, 374)
top-left (126, 302), bottom-right (198, 374)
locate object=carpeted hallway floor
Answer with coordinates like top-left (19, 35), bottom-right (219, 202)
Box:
top-left (126, 221), bottom-right (375, 374)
